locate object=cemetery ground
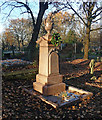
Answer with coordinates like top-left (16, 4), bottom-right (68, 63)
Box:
top-left (2, 58), bottom-right (102, 119)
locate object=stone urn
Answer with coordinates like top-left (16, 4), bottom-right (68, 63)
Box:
top-left (45, 22), bottom-right (53, 34)
top-left (44, 13), bottom-right (53, 41)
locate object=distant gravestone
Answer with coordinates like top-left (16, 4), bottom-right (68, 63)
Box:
top-left (100, 57), bottom-right (102, 62)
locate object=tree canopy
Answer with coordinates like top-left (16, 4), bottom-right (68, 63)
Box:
top-left (53, 1), bottom-right (102, 59)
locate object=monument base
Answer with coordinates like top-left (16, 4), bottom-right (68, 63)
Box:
top-left (33, 82), bottom-right (66, 95)
top-left (23, 86), bottom-right (93, 108)
top-left (36, 74), bottom-right (63, 85)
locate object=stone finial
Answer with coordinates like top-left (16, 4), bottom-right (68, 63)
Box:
top-left (44, 12), bottom-right (53, 34)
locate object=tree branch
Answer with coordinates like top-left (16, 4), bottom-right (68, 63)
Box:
top-left (16, 1), bottom-right (35, 28)
top-left (52, 6), bottom-right (67, 15)
top-left (83, 2), bottom-right (88, 18)
top-left (20, 11), bottom-right (28, 15)
top-left (44, 2), bottom-right (48, 10)
top-left (5, 6), bottom-right (15, 20)
top-left (92, 17), bottom-right (102, 23)
top-left (66, 2), bottom-right (87, 27)
top-left (92, 6), bottom-right (102, 16)
top-left (90, 27), bottom-right (102, 31)
top-left (0, 1), bottom-right (7, 7)
top-left (92, 10), bottom-right (102, 19)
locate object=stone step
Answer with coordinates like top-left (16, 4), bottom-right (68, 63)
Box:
top-left (36, 74), bottom-right (63, 85)
top-left (33, 82), bottom-right (45, 94)
top-left (33, 82), bottom-right (66, 95)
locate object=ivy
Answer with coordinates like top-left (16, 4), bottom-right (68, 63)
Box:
top-left (51, 32), bottom-right (62, 47)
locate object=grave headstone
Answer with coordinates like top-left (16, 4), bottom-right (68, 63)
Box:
top-left (33, 13), bottom-right (65, 95)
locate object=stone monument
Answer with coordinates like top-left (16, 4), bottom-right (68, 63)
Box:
top-left (33, 13), bottom-right (65, 95)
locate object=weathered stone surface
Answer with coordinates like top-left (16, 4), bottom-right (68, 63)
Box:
top-left (49, 52), bottom-right (59, 74)
top-left (47, 74), bottom-right (63, 85)
top-left (43, 83), bottom-right (66, 95)
top-left (34, 39), bottom-right (65, 95)
top-left (33, 82), bottom-right (65, 95)
top-left (38, 43), bottom-right (59, 76)
top-left (33, 13), bottom-right (65, 95)
top-left (33, 82), bottom-right (45, 94)
top-left (36, 74), bottom-right (63, 85)
top-left (39, 46), bottom-right (49, 76)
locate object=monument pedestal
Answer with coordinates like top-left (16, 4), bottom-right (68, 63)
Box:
top-left (36, 74), bottom-right (63, 85)
top-left (33, 82), bottom-right (65, 96)
top-left (33, 31), bottom-right (65, 95)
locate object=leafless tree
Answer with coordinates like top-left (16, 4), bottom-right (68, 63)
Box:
top-left (53, 1), bottom-right (102, 59)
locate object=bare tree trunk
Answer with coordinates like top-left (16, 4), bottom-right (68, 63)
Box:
top-left (83, 26), bottom-right (90, 59)
top-left (27, 32), bottom-right (38, 61)
top-left (100, 32), bottom-right (102, 50)
top-left (27, 2), bottom-right (48, 61)
top-left (11, 45), bottom-right (15, 57)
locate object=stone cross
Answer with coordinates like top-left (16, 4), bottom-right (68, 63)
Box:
top-left (33, 13), bottom-right (65, 95)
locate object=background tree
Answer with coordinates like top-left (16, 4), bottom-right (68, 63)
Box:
top-left (38, 19), bottom-right (47, 38)
top-left (70, 2), bottom-right (102, 59)
top-left (90, 25), bottom-right (100, 51)
top-left (2, 28), bottom-right (15, 51)
top-left (100, 2), bottom-right (102, 52)
top-left (54, 1), bottom-right (102, 59)
top-left (8, 18), bottom-right (33, 51)
top-left (1, 0), bottom-right (49, 61)
top-left (65, 29), bottom-right (77, 44)
top-left (52, 11), bottom-right (74, 43)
